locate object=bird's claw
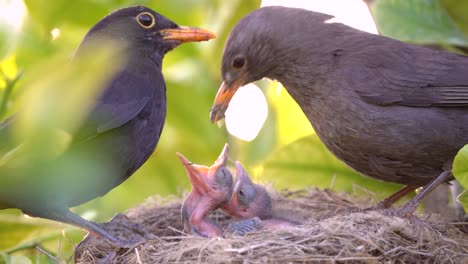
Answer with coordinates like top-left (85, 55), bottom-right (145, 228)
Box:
top-left (106, 213), bottom-right (160, 241)
top-left (76, 213), bottom-right (159, 249)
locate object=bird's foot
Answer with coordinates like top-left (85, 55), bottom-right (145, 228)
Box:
top-left (74, 217), bottom-right (153, 264)
top-left (77, 213), bottom-right (159, 250)
top-left (105, 213), bottom-right (160, 241)
top-left (366, 199), bottom-right (422, 221)
top-left (366, 185), bottom-right (417, 211)
top-left (318, 207), bottom-right (363, 220)
top-left (227, 217), bottom-right (262, 236)
top-left (365, 202), bottom-right (392, 211)
top-left (379, 207), bottom-right (412, 218)
top-left (379, 207), bottom-right (433, 228)
top-left (28, 208), bottom-right (155, 249)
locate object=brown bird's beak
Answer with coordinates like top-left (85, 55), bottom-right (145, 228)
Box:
top-left (160, 26), bottom-right (216, 42)
top-left (176, 144), bottom-right (229, 193)
top-left (210, 77), bottom-right (245, 123)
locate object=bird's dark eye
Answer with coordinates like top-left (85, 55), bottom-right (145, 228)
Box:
top-left (238, 189), bottom-right (245, 197)
top-left (232, 55), bottom-right (246, 69)
top-left (237, 185), bottom-right (255, 206)
top-left (136, 12), bottom-right (155, 29)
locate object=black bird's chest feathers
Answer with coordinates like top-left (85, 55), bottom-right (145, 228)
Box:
top-left (74, 53), bottom-right (167, 184)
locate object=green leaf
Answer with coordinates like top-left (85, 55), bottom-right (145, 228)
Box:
top-left (370, 0), bottom-right (468, 46)
top-left (23, 0), bottom-right (114, 32)
top-left (440, 0), bottom-right (468, 36)
top-left (257, 135), bottom-right (402, 200)
top-left (0, 214), bottom-right (63, 253)
top-left (453, 144), bottom-right (468, 190)
top-left (1, 255), bottom-right (32, 264)
top-left (15, 38), bottom-right (125, 147)
top-left (0, 24), bottom-right (14, 62)
top-left (456, 190), bottom-right (468, 212)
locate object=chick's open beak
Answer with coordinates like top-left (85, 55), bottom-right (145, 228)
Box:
top-left (214, 143), bottom-right (229, 167)
top-left (161, 26), bottom-right (216, 42)
top-left (177, 153), bottom-right (210, 193)
top-left (176, 145), bottom-right (228, 194)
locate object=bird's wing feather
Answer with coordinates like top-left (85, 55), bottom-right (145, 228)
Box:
top-left (352, 40), bottom-right (468, 107)
top-left (73, 68), bottom-right (155, 143)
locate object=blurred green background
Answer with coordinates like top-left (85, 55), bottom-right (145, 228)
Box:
top-left (0, 0), bottom-right (467, 263)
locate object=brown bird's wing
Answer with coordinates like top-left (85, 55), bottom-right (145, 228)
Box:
top-left (73, 68), bottom-right (157, 143)
top-left (352, 40), bottom-right (468, 107)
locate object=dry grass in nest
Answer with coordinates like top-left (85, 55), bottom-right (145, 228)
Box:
top-left (74, 188), bottom-right (468, 263)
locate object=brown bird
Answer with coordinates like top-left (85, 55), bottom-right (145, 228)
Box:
top-left (210, 6), bottom-right (468, 217)
top-left (223, 161), bottom-right (299, 234)
top-left (177, 144), bottom-right (233, 237)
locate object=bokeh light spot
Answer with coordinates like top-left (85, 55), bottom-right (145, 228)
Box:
top-left (225, 83), bottom-right (268, 141)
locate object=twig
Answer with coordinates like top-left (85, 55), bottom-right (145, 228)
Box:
top-left (35, 245), bottom-right (61, 264)
top-left (168, 226), bottom-right (187, 236)
top-left (197, 237), bottom-right (220, 263)
top-left (135, 248), bottom-right (142, 264)
top-left (224, 242), bottom-right (270, 254)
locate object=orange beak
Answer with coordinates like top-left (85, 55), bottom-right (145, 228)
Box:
top-left (160, 26), bottom-right (216, 42)
top-left (176, 144), bottom-right (230, 193)
top-left (177, 152), bottom-right (210, 193)
top-left (210, 77), bottom-right (245, 123)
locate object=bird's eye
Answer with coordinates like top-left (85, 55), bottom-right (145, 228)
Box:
top-left (238, 189), bottom-right (245, 197)
top-left (232, 55), bottom-right (246, 69)
top-left (136, 12), bottom-right (155, 29)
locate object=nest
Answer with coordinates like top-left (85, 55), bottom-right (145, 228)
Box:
top-left (74, 188), bottom-right (468, 263)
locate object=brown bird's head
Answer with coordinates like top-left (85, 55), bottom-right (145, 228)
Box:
top-left (223, 161), bottom-right (272, 220)
top-left (177, 144), bottom-right (233, 209)
top-left (79, 6), bottom-right (216, 57)
top-left (210, 6), bottom-right (333, 123)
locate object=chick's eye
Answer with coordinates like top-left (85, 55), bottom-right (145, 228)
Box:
top-left (136, 12), bottom-right (155, 28)
top-left (232, 55), bottom-right (246, 69)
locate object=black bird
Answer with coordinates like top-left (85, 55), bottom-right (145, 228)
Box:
top-left (210, 6), bottom-right (468, 217)
top-left (0, 6), bottom-right (215, 246)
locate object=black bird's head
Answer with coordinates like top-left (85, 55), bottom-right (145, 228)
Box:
top-left (79, 6), bottom-right (215, 57)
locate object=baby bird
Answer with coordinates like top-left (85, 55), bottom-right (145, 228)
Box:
top-left (223, 162), bottom-right (300, 234)
top-left (177, 144), bottom-right (233, 237)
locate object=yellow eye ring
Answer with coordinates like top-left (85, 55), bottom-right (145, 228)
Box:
top-left (136, 12), bottom-right (155, 29)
